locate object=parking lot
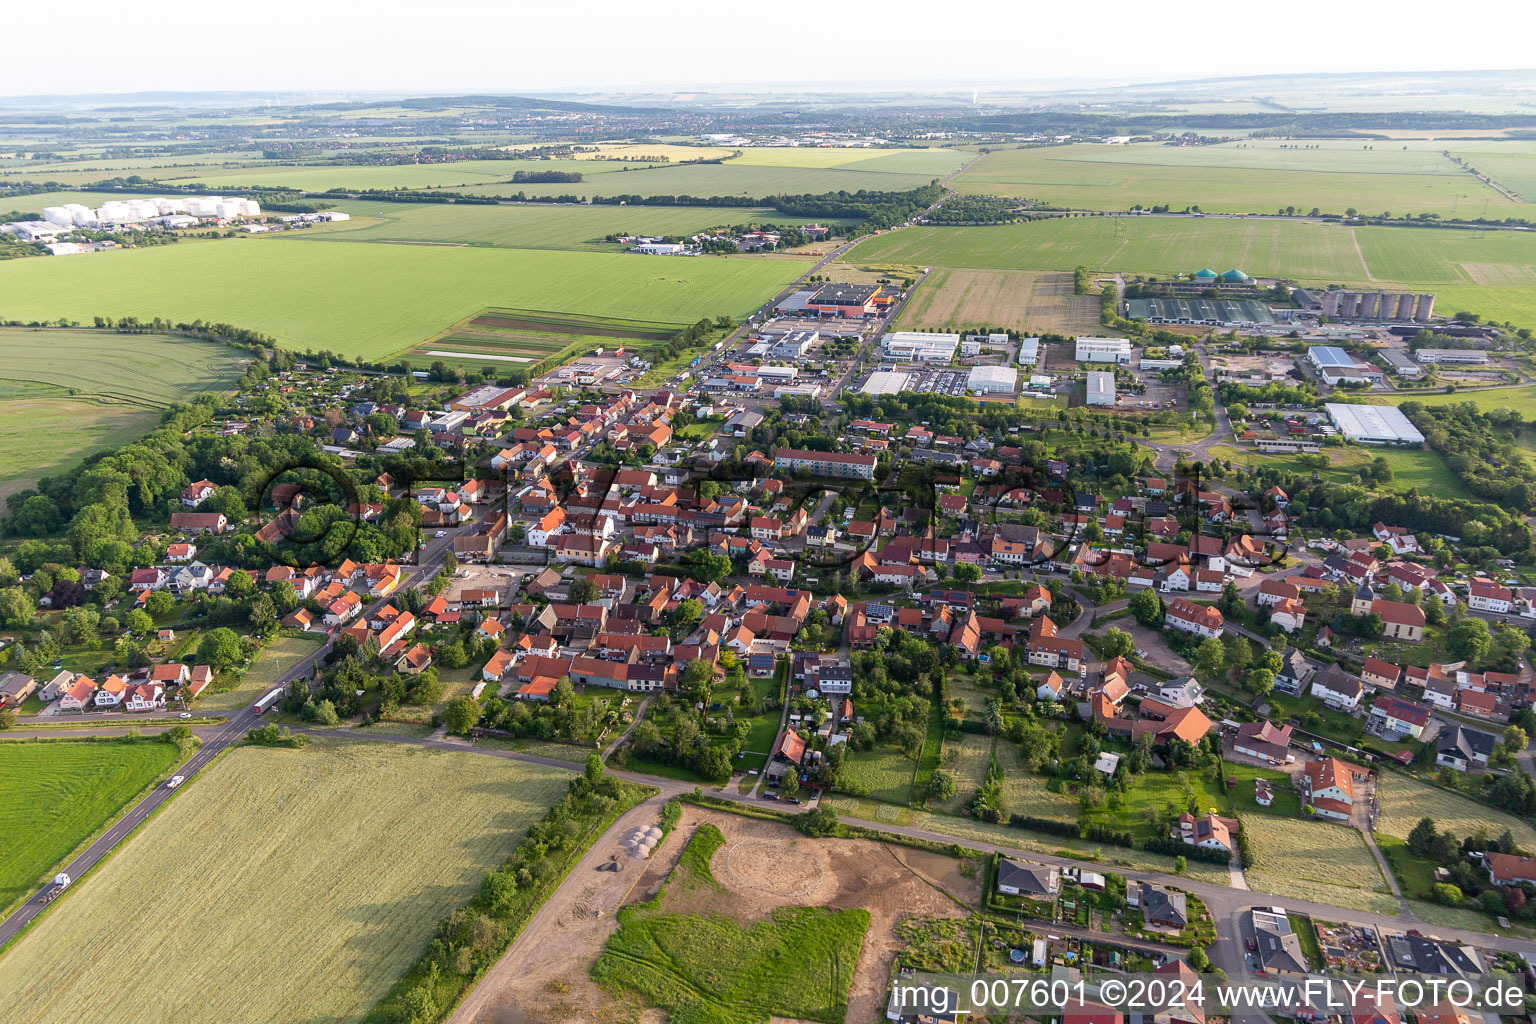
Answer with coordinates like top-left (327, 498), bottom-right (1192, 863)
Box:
top-left (910, 368), bottom-right (969, 397)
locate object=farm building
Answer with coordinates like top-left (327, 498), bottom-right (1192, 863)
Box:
top-left (1124, 298), bottom-right (1275, 327)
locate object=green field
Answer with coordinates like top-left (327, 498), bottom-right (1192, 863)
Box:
top-left (592, 825), bottom-right (870, 1024)
top-left (198, 634), bottom-right (326, 711)
top-left (459, 160), bottom-right (945, 200)
top-left (0, 740), bottom-right (571, 1024)
top-left (0, 239), bottom-right (806, 361)
top-left (0, 330), bottom-right (246, 502)
top-left (849, 217), bottom-right (1536, 326)
top-left (304, 200), bottom-right (838, 251)
top-left (0, 738), bottom-right (182, 915)
top-left (1209, 443), bottom-right (1475, 500)
top-left (952, 142), bottom-right (1510, 216)
top-left (841, 743), bottom-right (917, 805)
top-left (1365, 384), bottom-right (1536, 417)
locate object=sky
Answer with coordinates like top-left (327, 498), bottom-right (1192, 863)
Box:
top-left (3, 0), bottom-right (1534, 97)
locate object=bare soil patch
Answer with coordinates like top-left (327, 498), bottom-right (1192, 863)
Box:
top-left (459, 803), bottom-right (978, 1024)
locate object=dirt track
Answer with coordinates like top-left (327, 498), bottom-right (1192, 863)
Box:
top-left (452, 802), bottom-right (980, 1024)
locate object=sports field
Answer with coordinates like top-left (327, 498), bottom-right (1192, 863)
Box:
top-left (0, 330), bottom-right (246, 502)
top-left (952, 142), bottom-right (1510, 216)
top-left (897, 268), bottom-right (1100, 334)
top-left (0, 240), bottom-right (806, 361)
top-left (850, 217), bottom-right (1536, 326)
top-left (0, 740), bottom-right (571, 1024)
top-left (305, 201), bottom-right (837, 251)
top-left (0, 738), bottom-right (182, 915)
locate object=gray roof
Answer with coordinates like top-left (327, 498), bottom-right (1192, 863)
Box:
top-left (1437, 725), bottom-right (1497, 762)
top-left (1255, 916), bottom-right (1308, 973)
top-left (1140, 883), bottom-right (1188, 927)
top-left (997, 858), bottom-right (1059, 896)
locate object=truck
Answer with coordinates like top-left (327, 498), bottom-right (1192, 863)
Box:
top-left (40, 873), bottom-right (71, 903)
top-left (252, 688), bottom-right (284, 716)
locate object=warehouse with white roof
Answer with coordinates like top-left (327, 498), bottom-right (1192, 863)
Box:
top-left (967, 366), bottom-right (1018, 395)
top-left (1325, 403), bottom-right (1425, 445)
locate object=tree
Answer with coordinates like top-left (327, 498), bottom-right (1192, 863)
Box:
top-left (1446, 619), bottom-right (1492, 663)
top-left (795, 806), bottom-right (840, 837)
top-left (145, 591), bottom-right (175, 619)
top-left (1099, 627), bottom-right (1135, 660)
top-left (1188, 946), bottom-right (1211, 971)
top-left (1193, 637), bottom-right (1225, 677)
top-left (1432, 882), bottom-right (1462, 905)
top-left (779, 766), bottom-right (800, 798)
top-left (198, 627), bottom-right (243, 670)
top-left (444, 695), bottom-right (481, 736)
top-left (224, 570), bottom-right (256, 598)
top-left (124, 608), bottom-right (153, 635)
top-left (1174, 855), bottom-right (1187, 875)
top-left (927, 769), bottom-right (957, 803)
top-left (0, 587), bottom-right (34, 628)
top-left (58, 605), bottom-right (101, 646)
top-left (1129, 588), bottom-right (1163, 627)
top-left (1248, 668), bottom-right (1275, 698)
top-left (309, 699), bottom-right (339, 726)
top-left (585, 752), bottom-right (605, 783)
top-left (1504, 724), bottom-right (1529, 752)
top-left (952, 562), bottom-right (983, 585)
top-left (1407, 816), bottom-right (1439, 856)
top-left (698, 744), bottom-right (732, 782)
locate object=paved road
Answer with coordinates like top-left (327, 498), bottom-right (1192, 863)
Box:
top-left (0, 528), bottom-right (460, 951)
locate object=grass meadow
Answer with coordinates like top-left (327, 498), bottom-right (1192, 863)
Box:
top-left (197, 634), bottom-right (326, 712)
top-left (1238, 814), bottom-right (1399, 915)
top-left (0, 738), bottom-right (182, 915)
top-left (0, 239), bottom-right (807, 361)
top-left (0, 330), bottom-right (246, 501)
top-left (0, 740), bottom-right (571, 1024)
top-left (303, 200), bottom-right (839, 251)
top-left (1209, 443), bottom-right (1475, 501)
top-left (460, 160), bottom-right (944, 200)
top-left (952, 142), bottom-right (1510, 215)
top-left (841, 743), bottom-right (917, 805)
top-left (1376, 774), bottom-right (1536, 849)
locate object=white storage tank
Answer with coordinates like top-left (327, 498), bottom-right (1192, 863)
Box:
top-left (97, 201), bottom-right (130, 222)
top-left (186, 197), bottom-right (220, 217)
top-left (43, 206), bottom-right (73, 227)
top-left (127, 199), bottom-right (158, 220)
top-left (65, 204), bottom-right (96, 226)
top-left (216, 200), bottom-right (246, 219)
top-left (154, 197), bottom-right (188, 214)
top-left (239, 198), bottom-right (260, 217)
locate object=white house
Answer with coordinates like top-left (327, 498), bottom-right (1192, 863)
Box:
top-left (1468, 583), bottom-right (1513, 614)
top-left (1308, 666), bottom-right (1363, 709)
top-left (1164, 598), bottom-right (1224, 638)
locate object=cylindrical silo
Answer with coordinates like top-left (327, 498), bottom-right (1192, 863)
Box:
top-left (66, 204), bottom-right (95, 226)
top-left (1396, 294), bottom-right (1415, 320)
top-left (1415, 294), bottom-right (1435, 320)
top-left (186, 197), bottom-right (219, 217)
top-left (216, 200), bottom-right (244, 219)
top-left (1375, 293), bottom-right (1390, 319)
top-left (239, 198), bottom-right (260, 217)
top-left (1322, 291), bottom-right (1341, 317)
top-left (1357, 293), bottom-right (1377, 318)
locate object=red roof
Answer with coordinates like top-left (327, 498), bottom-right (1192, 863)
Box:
top-left (779, 730), bottom-right (807, 765)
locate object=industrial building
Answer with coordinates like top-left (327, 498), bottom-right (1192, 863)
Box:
top-left (966, 366), bottom-right (1018, 394)
top-left (628, 242), bottom-right (686, 255)
top-left (1124, 297), bottom-right (1276, 327)
top-left (1318, 290), bottom-right (1435, 321)
top-left (805, 283), bottom-right (884, 318)
top-left (1086, 371), bottom-right (1116, 407)
top-left (769, 330), bottom-right (818, 358)
top-left (1307, 346), bottom-right (1356, 371)
top-left (1018, 338), bottom-right (1040, 366)
top-left (41, 195), bottom-right (259, 228)
top-left (883, 331), bottom-right (959, 363)
top-left (1377, 350), bottom-right (1423, 376)
top-left (860, 371), bottom-right (911, 396)
top-left (1325, 404), bottom-right (1426, 445)
top-left (1416, 348), bottom-right (1490, 365)
top-left (1075, 337), bottom-right (1132, 364)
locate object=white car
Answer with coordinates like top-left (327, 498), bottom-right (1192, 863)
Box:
top-left (166, 775), bottom-right (185, 789)
top-left (435, 531), bottom-right (447, 538)
top-left (178, 712), bottom-right (192, 719)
